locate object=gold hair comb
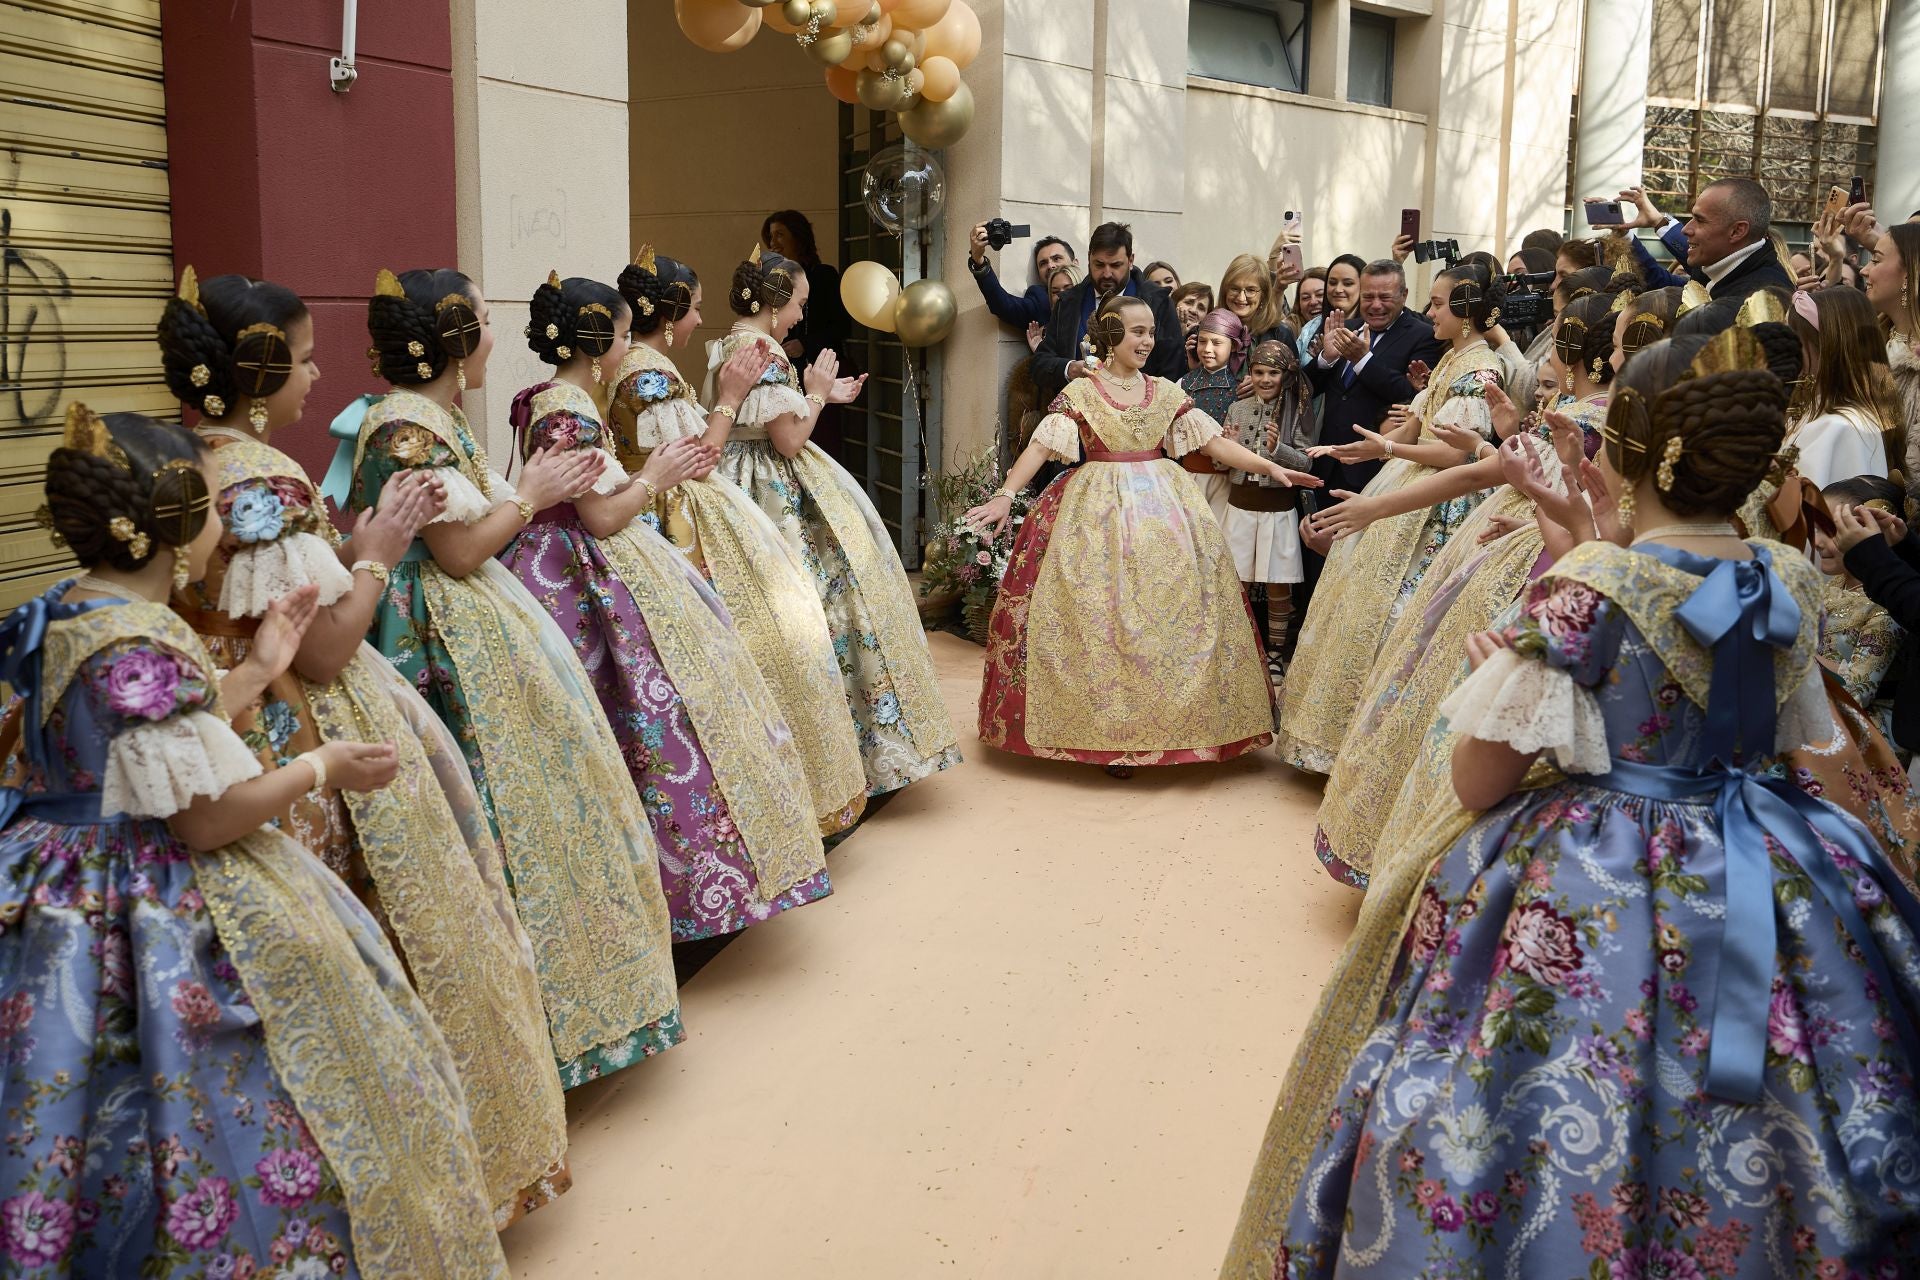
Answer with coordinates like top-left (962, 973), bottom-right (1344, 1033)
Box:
top-left (1735, 289), bottom-right (1789, 330)
top-left (374, 268), bottom-right (405, 298)
top-left (1680, 325), bottom-right (1767, 381)
top-left (177, 265), bottom-right (204, 315)
top-left (633, 244), bottom-right (658, 274)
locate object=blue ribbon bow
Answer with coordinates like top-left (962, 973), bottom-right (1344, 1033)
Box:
top-left (1673, 551), bottom-right (1799, 765)
top-left (0, 589), bottom-right (115, 829)
top-left (320, 393), bottom-right (381, 508)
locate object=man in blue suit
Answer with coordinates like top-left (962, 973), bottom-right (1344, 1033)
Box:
top-left (1608, 179), bottom-right (1796, 302)
top-left (966, 223), bottom-right (1077, 328)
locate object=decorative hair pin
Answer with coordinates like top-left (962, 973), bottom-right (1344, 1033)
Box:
top-left (1735, 288), bottom-right (1789, 330)
top-left (177, 265), bottom-right (205, 316)
top-left (64, 402), bottom-right (127, 468)
top-left (1656, 435), bottom-right (1684, 493)
top-left (749, 243), bottom-right (764, 267)
top-left (546, 270), bottom-right (562, 290)
top-left (374, 268), bottom-right (406, 298)
top-left (633, 244), bottom-right (658, 274)
top-left (1680, 325), bottom-right (1766, 382)
top-left (1678, 281), bottom-right (1711, 316)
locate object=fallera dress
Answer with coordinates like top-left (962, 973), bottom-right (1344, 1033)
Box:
top-left (708, 330), bottom-right (960, 796)
top-left (0, 591), bottom-right (507, 1278)
top-left (609, 342), bottom-right (868, 835)
top-left (333, 388), bottom-right (682, 1088)
top-left (1273, 341), bottom-right (1504, 773)
top-left (500, 378), bottom-right (830, 941)
top-left (977, 376), bottom-right (1274, 765)
top-left (173, 427), bottom-right (568, 1224)
top-left (1313, 393), bottom-right (1609, 887)
top-left (1223, 540), bottom-right (1920, 1279)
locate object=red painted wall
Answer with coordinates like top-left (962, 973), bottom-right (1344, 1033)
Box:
top-left (160, 2), bottom-right (457, 487)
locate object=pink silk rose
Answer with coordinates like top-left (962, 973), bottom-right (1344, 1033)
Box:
top-left (102, 649), bottom-right (182, 722)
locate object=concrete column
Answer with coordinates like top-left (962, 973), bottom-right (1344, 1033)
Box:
top-left (1879, 0), bottom-right (1920, 222)
top-left (1570, 0), bottom-right (1653, 234)
top-left (1099, 0), bottom-right (1188, 268)
top-left (449, 0), bottom-right (630, 457)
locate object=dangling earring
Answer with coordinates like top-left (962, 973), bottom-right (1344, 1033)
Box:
top-left (665, 326), bottom-right (674, 349)
top-left (455, 359), bottom-right (467, 393)
top-left (247, 397), bottom-right (269, 436)
top-left (171, 545), bottom-right (192, 594)
top-left (590, 358), bottom-right (603, 385)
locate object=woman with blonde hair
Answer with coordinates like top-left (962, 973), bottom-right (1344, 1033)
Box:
top-left (1785, 284), bottom-right (1905, 486)
top-left (1218, 253), bottom-right (1294, 349)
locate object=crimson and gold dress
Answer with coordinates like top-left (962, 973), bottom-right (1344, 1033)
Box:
top-left (979, 376), bottom-right (1274, 765)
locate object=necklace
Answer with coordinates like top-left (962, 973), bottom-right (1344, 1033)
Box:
top-left (73, 573), bottom-right (160, 603)
top-left (1098, 368), bottom-right (1142, 392)
top-left (1630, 521), bottom-right (1739, 546)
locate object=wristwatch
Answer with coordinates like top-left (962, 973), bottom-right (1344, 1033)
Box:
top-left (350, 559), bottom-right (390, 586)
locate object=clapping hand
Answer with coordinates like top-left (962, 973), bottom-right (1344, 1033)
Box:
top-left (1543, 410), bottom-right (1586, 471)
top-left (352, 470), bottom-right (444, 567)
top-left (1407, 359), bottom-right (1431, 392)
top-left (638, 435), bottom-right (714, 493)
top-left (1578, 459), bottom-right (1629, 546)
top-left (247, 585), bottom-right (321, 685)
top-left (715, 344), bottom-right (772, 404)
top-left (1464, 629), bottom-right (1513, 671)
top-left (1485, 383), bottom-right (1523, 440)
top-left (518, 445), bottom-right (605, 510)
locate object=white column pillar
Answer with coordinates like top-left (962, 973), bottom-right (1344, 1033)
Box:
top-left (1571, 0), bottom-right (1654, 234)
top-left (1879, 0), bottom-right (1920, 222)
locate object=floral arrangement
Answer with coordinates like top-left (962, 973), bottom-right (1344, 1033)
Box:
top-left (631, 369), bottom-right (673, 402)
top-left (918, 446), bottom-right (1025, 644)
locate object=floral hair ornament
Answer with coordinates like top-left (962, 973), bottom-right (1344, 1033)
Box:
top-left (1656, 435), bottom-right (1685, 493)
top-left (107, 516), bottom-right (150, 560)
top-left (63, 401), bottom-right (129, 470)
top-left (1791, 289), bottom-right (1821, 330)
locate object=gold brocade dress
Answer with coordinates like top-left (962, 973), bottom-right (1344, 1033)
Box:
top-left (708, 330), bottom-right (961, 796)
top-left (1313, 393), bottom-right (1610, 886)
top-left (977, 377), bottom-right (1274, 763)
top-left (173, 427), bottom-right (569, 1223)
top-left (1273, 342), bottom-right (1505, 775)
top-left (609, 343), bottom-right (867, 834)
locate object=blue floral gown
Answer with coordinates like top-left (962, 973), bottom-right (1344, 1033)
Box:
top-left (0, 589), bottom-right (505, 1277)
top-left (1224, 540), bottom-right (1920, 1278)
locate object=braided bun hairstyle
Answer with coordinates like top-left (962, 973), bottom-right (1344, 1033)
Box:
top-left (1437, 263), bottom-right (1507, 332)
top-left (525, 274), bottom-right (626, 366)
top-left (1617, 285), bottom-right (1682, 365)
top-left (366, 268), bottom-right (483, 386)
top-left (1088, 295), bottom-right (1152, 360)
top-left (617, 254), bottom-right (698, 339)
top-left (156, 274), bottom-right (306, 419)
top-left (1604, 334), bottom-right (1788, 518)
top-left (1555, 265), bottom-right (1614, 311)
top-left (730, 251), bottom-right (802, 317)
top-left (43, 411), bottom-right (210, 571)
top-left (1554, 291), bottom-right (1622, 385)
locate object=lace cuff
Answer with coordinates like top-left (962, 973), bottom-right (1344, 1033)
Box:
top-left (103, 709), bottom-right (264, 819)
top-left (739, 384), bottom-right (811, 427)
top-left (1432, 392), bottom-right (1494, 441)
top-left (218, 531), bottom-right (357, 618)
top-left (633, 399), bottom-right (707, 449)
top-left (427, 467), bottom-right (519, 525)
top-left (1436, 646), bottom-right (1609, 774)
top-left (588, 448), bottom-right (630, 495)
top-left (1166, 407), bottom-right (1224, 459)
top-left (1030, 413), bottom-right (1081, 464)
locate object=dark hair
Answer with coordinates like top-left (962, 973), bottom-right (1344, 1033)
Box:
top-left (1521, 227), bottom-right (1565, 256)
top-left (1619, 285), bottom-right (1684, 362)
top-left (730, 251), bottom-right (803, 318)
top-left (618, 253), bottom-right (698, 339)
top-left (1703, 177), bottom-right (1772, 236)
top-left (1088, 295), bottom-right (1152, 358)
top-left (43, 411), bottom-right (211, 572)
top-left (1604, 333), bottom-right (1788, 517)
top-left (1556, 265), bottom-right (1614, 308)
top-left (1436, 262), bottom-right (1506, 332)
top-left (762, 210), bottom-right (820, 267)
top-left (1555, 292), bottom-right (1619, 384)
top-left (1088, 222), bottom-right (1134, 258)
top-left (1033, 236), bottom-right (1075, 270)
top-left (1360, 259), bottom-right (1406, 289)
top-left (1516, 246), bottom-right (1557, 277)
top-left (1171, 281), bottom-right (1214, 315)
top-left (1327, 254), bottom-right (1367, 279)
top-left (156, 274), bottom-right (308, 419)
top-left (1823, 473), bottom-right (1905, 511)
top-left (1458, 250), bottom-right (1501, 277)
top-left (366, 268), bottom-right (484, 386)
top-left (1557, 238), bottom-right (1602, 271)
top-left (1142, 260), bottom-right (1179, 287)
top-left (526, 275), bottom-right (625, 366)
top-left (1674, 296), bottom-right (1806, 388)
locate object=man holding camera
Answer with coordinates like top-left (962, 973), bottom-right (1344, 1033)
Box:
top-left (1606, 179), bottom-right (1796, 302)
top-left (1029, 222), bottom-right (1185, 408)
top-left (968, 221), bottom-right (1077, 328)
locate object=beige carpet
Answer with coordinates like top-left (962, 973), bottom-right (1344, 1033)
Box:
top-left (503, 632), bottom-right (1357, 1278)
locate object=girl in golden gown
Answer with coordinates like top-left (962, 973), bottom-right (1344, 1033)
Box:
top-left (609, 247), bottom-right (867, 835)
top-left (969, 296), bottom-right (1319, 769)
top-left (1273, 264), bottom-right (1509, 775)
top-left (1309, 288), bottom-right (1644, 885)
top-left (156, 270), bottom-right (568, 1223)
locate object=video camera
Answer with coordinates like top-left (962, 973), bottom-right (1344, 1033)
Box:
top-left (1493, 270), bottom-right (1556, 330)
top-left (983, 218), bottom-right (1032, 251)
top-left (1411, 237), bottom-right (1461, 265)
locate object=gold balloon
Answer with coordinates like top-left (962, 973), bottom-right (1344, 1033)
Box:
top-left (808, 28), bottom-right (855, 63)
top-left (781, 0), bottom-right (811, 26)
top-left (675, 0), bottom-right (763, 52)
top-left (841, 261), bottom-right (902, 332)
top-left (764, 0), bottom-right (805, 31)
top-left (918, 53), bottom-right (959, 101)
top-left (809, 0), bottom-right (837, 25)
top-left (855, 67), bottom-right (907, 110)
top-left (881, 37), bottom-right (915, 72)
top-left (892, 279), bottom-right (957, 347)
top-left (899, 79), bottom-right (972, 148)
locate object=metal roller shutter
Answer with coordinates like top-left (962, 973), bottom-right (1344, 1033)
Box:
top-left (0, 0), bottom-right (173, 609)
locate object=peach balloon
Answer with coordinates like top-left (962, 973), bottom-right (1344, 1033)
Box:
top-left (923, 0), bottom-right (980, 68)
top-left (762, 1), bottom-right (804, 32)
top-left (918, 54), bottom-right (959, 102)
top-left (825, 65), bottom-right (860, 104)
top-left (675, 0), bottom-right (763, 52)
top-left (891, 0), bottom-right (951, 27)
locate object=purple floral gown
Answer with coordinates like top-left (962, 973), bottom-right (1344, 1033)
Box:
top-left (1224, 540), bottom-right (1920, 1278)
top-left (500, 380), bottom-right (829, 941)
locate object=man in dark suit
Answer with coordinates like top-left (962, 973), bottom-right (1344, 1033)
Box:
top-left (1283, 258), bottom-right (1443, 646)
top-left (1619, 177), bottom-right (1796, 303)
top-left (1030, 221), bottom-right (1184, 409)
top-left (967, 226), bottom-right (1076, 329)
